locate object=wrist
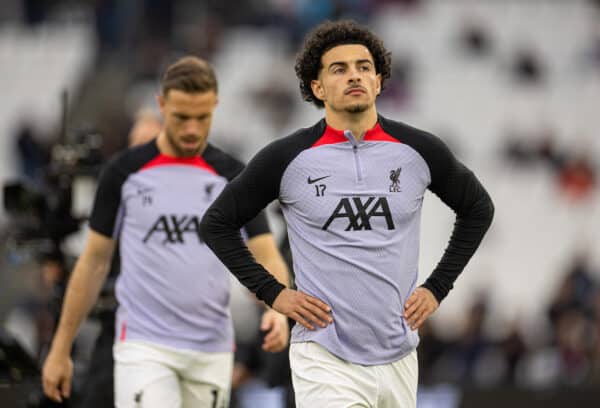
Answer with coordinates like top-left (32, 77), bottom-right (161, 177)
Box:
top-left (259, 282), bottom-right (287, 307)
top-left (49, 333), bottom-right (73, 357)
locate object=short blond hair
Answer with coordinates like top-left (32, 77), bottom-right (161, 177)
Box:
top-left (160, 56), bottom-right (218, 96)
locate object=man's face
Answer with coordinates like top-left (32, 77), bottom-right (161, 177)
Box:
top-left (158, 89), bottom-right (218, 157)
top-left (311, 44), bottom-right (381, 114)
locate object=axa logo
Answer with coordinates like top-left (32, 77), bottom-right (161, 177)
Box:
top-left (143, 214), bottom-right (203, 244)
top-left (322, 197), bottom-right (395, 231)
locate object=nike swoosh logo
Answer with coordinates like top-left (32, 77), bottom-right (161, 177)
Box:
top-left (307, 175), bottom-right (331, 184)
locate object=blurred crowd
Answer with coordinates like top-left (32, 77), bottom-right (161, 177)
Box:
top-left (420, 252), bottom-right (600, 388)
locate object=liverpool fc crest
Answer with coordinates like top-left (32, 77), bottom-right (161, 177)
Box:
top-left (389, 168), bottom-right (401, 192)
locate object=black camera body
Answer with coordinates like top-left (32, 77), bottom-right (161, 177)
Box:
top-left (3, 129), bottom-right (103, 247)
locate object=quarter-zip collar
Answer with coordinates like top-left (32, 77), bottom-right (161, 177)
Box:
top-left (324, 120), bottom-right (382, 146)
top-left (312, 116), bottom-right (398, 148)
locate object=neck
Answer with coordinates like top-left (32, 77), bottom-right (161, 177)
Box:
top-left (156, 130), bottom-right (175, 156)
top-left (155, 130), bottom-right (206, 157)
top-left (324, 105), bottom-right (378, 140)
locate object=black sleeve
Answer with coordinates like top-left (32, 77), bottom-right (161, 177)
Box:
top-left (202, 143), bottom-right (272, 239)
top-left (88, 157), bottom-right (126, 238)
top-left (89, 140), bottom-right (158, 239)
top-left (419, 134), bottom-right (495, 303)
top-left (200, 126), bottom-right (322, 306)
top-left (244, 212), bottom-right (271, 238)
top-left (200, 143), bottom-right (288, 306)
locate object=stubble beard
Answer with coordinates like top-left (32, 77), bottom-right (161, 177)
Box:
top-left (344, 103), bottom-right (370, 114)
top-left (166, 129), bottom-right (201, 158)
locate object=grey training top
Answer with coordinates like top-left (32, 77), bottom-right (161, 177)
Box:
top-left (89, 140), bottom-right (270, 352)
top-left (201, 115), bottom-right (494, 365)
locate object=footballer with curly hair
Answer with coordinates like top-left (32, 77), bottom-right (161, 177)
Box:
top-left (202, 20), bottom-right (494, 407)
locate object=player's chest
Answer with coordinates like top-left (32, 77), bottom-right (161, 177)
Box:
top-left (280, 145), bottom-right (430, 230)
top-left (121, 169), bottom-right (226, 236)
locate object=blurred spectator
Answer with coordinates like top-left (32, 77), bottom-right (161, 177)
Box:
top-left (588, 289), bottom-right (600, 384)
top-left (142, 0), bottom-right (173, 42)
top-left (537, 128), bottom-right (567, 172)
top-left (512, 49), bottom-right (545, 84)
top-left (15, 121), bottom-right (50, 183)
top-left (231, 303), bottom-right (290, 408)
top-left (554, 308), bottom-right (591, 384)
top-left (370, 0), bottom-right (423, 10)
top-left (501, 125), bottom-right (597, 203)
top-left (127, 109), bottom-right (162, 146)
top-left (557, 154), bottom-right (596, 202)
top-left (547, 252), bottom-right (599, 384)
top-left (22, 0), bottom-right (50, 26)
top-left (452, 297), bottom-right (491, 384)
top-left (459, 22), bottom-right (493, 57)
top-left (417, 320), bottom-right (448, 385)
top-left (94, 0), bottom-right (135, 59)
top-left (4, 249), bottom-right (67, 362)
top-left (549, 253), bottom-right (597, 325)
top-left (503, 135), bottom-right (538, 167)
top-left (498, 323), bottom-right (528, 385)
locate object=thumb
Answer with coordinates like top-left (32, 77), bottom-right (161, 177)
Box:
top-left (57, 372), bottom-right (71, 398)
top-left (261, 312), bottom-right (273, 331)
top-left (60, 375), bottom-right (71, 399)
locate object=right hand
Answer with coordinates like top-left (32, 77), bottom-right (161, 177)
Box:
top-left (260, 308), bottom-right (289, 352)
top-left (272, 288), bottom-right (333, 331)
top-left (42, 350), bottom-right (73, 403)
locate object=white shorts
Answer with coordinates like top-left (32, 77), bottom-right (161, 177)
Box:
top-left (290, 342), bottom-right (418, 408)
top-left (114, 341), bottom-right (233, 408)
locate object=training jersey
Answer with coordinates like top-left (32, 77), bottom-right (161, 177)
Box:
top-left (89, 140), bottom-right (270, 352)
top-left (201, 115), bottom-right (494, 365)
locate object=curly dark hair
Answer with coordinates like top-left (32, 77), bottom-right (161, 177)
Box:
top-left (295, 20), bottom-right (392, 108)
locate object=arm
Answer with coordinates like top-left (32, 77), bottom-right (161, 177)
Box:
top-left (422, 165), bottom-right (495, 301)
top-left (201, 140), bottom-right (332, 331)
top-left (42, 230), bottom-right (116, 402)
top-left (405, 136), bottom-right (494, 330)
top-left (247, 233), bottom-right (290, 352)
top-left (247, 233), bottom-right (290, 288)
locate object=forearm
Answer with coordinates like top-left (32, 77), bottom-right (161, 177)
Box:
top-left (247, 233), bottom-right (290, 288)
top-left (201, 140), bottom-right (294, 305)
top-left (50, 251), bottom-right (112, 355)
top-left (201, 204), bottom-right (286, 306)
top-left (262, 256), bottom-right (290, 288)
top-left (423, 200), bottom-right (493, 300)
top-left (424, 170), bottom-right (495, 303)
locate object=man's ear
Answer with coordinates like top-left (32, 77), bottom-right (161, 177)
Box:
top-left (376, 73), bottom-right (382, 95)
top-left (311, 79), bottom-right (325, 101)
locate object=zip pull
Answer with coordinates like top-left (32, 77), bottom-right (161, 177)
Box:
top-left (344, 130), bottom-right (363, 147)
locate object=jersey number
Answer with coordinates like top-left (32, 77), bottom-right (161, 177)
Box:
top-left (315, 184), bottom-right (326, 197)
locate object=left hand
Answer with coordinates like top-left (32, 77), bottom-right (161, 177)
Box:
top-left (404, 287), bottom-right (439, 331)
top-left (260, 309), bottom-right (289, 352)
